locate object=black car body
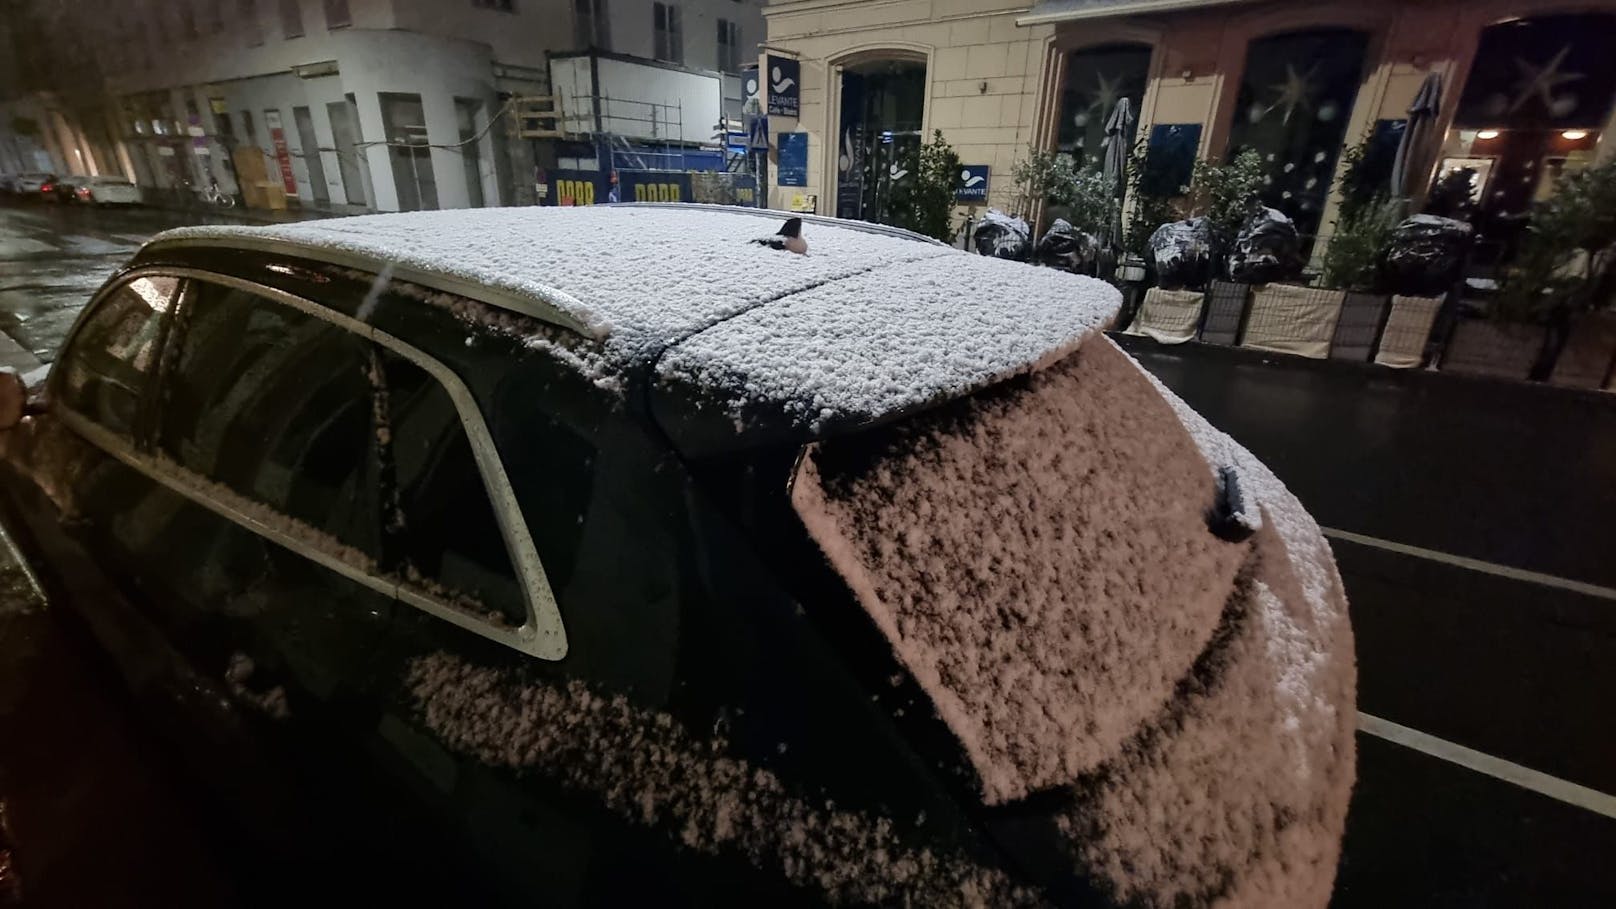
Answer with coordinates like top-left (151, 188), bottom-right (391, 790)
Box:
top-left (0, 205), bottom-right (1356, 907)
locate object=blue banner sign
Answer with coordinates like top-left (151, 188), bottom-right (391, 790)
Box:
top-left (766, 55), bottom-right (800, 118)
top-left (955, 164), bottom-right (990, 202)
top-left (778, 132), bottom-right (808, 187)
top-left (546, 169), bottom-right (609, 206)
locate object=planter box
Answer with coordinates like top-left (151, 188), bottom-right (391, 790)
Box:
top-left (1549, 311), bottom-right (1616, 389)
top-left (1440, 317), bottom-right (1547, 380)
top-left (1329, 292), bottom-right (1390, 361)
top-left (1200, 281), bottom-right (1249, 345)
top-left (1124, 287), bottom-right (1204, 344)
top-left (1374, 294), bottom-right (1445, 369)
top-left (1241, 283), bottom-right (1344, 359)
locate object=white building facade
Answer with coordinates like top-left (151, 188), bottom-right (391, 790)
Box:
top-left (1, 0), bottom-right (764, 212)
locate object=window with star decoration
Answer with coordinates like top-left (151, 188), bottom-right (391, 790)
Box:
top-left (1455, 13), bottom-right (1616, 130)
top-left (1226, 29), bottom-right (1369, 241)
top-left (1056, 44), bottom-right (1151, 172)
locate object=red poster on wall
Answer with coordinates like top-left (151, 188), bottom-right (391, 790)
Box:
top-left (263, 110), bottom-right (298, 195)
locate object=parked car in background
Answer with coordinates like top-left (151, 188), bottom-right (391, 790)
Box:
top-left (73, 175), bottom-right (142, 206)
top-left (0, 205), bottom-right (1356, 907)
top-left (9, 173), bottom-right (56, 198)
top-left (47, 176), bottom-right (84, 203)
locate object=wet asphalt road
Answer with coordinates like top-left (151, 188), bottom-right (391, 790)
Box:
top-left (1118, 337), bottom-right (1616, 906)
top-left (1, 200), bottom-right (1611, 905)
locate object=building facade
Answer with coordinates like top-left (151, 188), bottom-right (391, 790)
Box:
top-left (0, 0), bottom-right (765, 211)
top-left (761, 0), bottom-right (1616, 255)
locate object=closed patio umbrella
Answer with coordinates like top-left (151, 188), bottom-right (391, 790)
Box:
top-left (1391, 72), bottom-right (1443, 198)
top-left (1102, 97), bottom-right (1134, 251)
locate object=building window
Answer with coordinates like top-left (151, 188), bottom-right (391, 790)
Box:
top-left (573, 0), bottom-right (608, 49)
top-left (240, 0), bottom-right (263, 46)
top-left (279, 0), bottom-right (304, 38)
top-left (380, 92), bottom-right (439, 211)
top-left (1449, 12), bottom-right (1616, 242)
top-left (1226, 28), bottom-right (1369, 243)
top-left (653, 2), bottom-right (683, 65)
top-left (324, 0), bottom-right (350, 28)
top-left (472, 0), bottom-right (515, 11)
top-left (1055, 44), bottom-right (1151, 172)
top-left (717, 18), bottom-right (741, 74)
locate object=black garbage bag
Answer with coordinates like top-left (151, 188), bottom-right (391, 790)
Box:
top-left (1226, 206), bottom-right (1301, 284)
top-left (1034, 218), bottom-right (1101, 272)
top-left (973, 209), bottom-right (1032, 260)
top-left (1382, 214), bottom-right (1473, 296)
top-left (1148, 218), bottom-right (1213, 289)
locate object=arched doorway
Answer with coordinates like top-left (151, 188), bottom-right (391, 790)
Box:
top-left (1054, 43), bottom-right (1152, 171)
top-left (1225, 28), bottom-right (1371, 246)
top-left (1444, 12), bottom-right (1616, 264)
top-left (834, 54), bottom-right (927, 224)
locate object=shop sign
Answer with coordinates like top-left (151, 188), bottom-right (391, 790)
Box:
top-left (955, 164), bottom-right (989, 201)
top-left (766, 55), bottom-right (800, 118)
top-left (263, 110), bottom-right (298, 195)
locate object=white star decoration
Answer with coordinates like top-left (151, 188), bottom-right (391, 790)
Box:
top-left (1266, 63), bottom-right (1320, 125)
top-left (1507, 45), bottom-right (1583, 116)
top-left (1090, 70), bottom-right (1124, 114)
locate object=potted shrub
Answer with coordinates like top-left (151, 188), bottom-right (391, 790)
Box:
top-left (1121, 138), bottom-right (1179, 282)
top-left (1456, 158), bottom-right (1616, 381)
top-left (1011, 147), bottom-right (1114, 242)
top-left (885, 130), bottom-right (962, 244)
top-left (1320, 196), bottom-right (1401, 361)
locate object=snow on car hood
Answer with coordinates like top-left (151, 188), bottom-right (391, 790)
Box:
top-left (652, 254), bottom-right (1123, 451)
top-left (792, 335), bottom-right (1356, 905)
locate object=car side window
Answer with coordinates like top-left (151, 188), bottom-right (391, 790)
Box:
top-left (57, 276), bottom-right (179, 436)
top-left (157, 279), bottom-right (380, 560)
top-left (377, 347), bottom-right (525, 626)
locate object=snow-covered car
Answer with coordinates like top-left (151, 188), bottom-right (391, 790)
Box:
top-left (0, 205), bottom-right (1355, 907)
top-left (69, 174), bottom-right (143, 205)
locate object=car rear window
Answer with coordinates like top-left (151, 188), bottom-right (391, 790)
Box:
top-left (791, 337), bottom-right (1251, 805)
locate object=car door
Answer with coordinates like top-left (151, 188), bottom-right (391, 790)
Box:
top-left (36, 273), bottom-right (205, 706)
top-left (143, 271), bottom-right (523, 892)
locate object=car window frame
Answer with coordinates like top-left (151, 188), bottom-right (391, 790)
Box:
top-left (50, 264), bottom-right (569, 661)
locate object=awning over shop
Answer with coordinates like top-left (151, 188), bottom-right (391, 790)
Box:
top-left (1017, 0), bottom-right (1258, 26)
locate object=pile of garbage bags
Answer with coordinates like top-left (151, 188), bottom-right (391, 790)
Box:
top-left (1382, 214), bottom-right (1473, 297)
top-left (1225, 207), bottom-right (1301, 285)
top-left (973, 209), bottom-right (1032, 260)
top-left (1034, 219), bottom-right (1101, 272)
top-left (1148, 218), bottom-right (1214, 289)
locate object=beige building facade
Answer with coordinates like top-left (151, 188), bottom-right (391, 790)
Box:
top-left (762, 0), bottom-right (1616, 253)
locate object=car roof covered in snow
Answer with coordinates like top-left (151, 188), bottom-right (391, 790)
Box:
top-left (146, 205), bottom-right (1123, 445)
top-left (148, 205), bottom-right (950, 353)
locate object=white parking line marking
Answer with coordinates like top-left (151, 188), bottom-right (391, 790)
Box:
top-left (1322, 527), bottom-right (1616, 603)
top-left (1358, 712), bottom-right (1616, 820)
